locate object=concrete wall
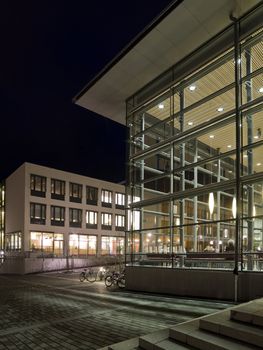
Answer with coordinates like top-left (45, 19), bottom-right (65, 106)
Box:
top-left (126, 266), bottom-right (263, 302)
top-left (5, 164), bottom-right (25, 237)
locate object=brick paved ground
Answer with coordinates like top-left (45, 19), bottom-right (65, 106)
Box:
top-left (0, 272), bottom-right (232, 349)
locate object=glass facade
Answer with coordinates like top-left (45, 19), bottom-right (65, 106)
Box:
top-left (126, 12), bottom-right (263, 272)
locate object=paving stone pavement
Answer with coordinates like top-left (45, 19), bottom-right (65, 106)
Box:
top-left (0, 272), bottom-right (232, 349)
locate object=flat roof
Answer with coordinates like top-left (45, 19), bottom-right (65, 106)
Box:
top-left (74, 0), bottom-right (260, 125)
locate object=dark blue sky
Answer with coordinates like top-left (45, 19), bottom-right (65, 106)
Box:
top-left (0, 1), bottom-right (173, 182)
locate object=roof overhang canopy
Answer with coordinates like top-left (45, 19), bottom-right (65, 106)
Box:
top-left (74, 0), bottom-right (260, 125)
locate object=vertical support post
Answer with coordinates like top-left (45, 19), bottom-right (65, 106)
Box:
top-left (216, 153), bottom-right (221, 252)
top-left (232, 15), bottom-right (241, 302)
top-left (139, 114), bottom-right (145, 255)
top-left (193, 139), bottom-right (198, 251)
top-left (179, 90), bottom-right (185, 265)
top-left (245, 49), bottom-right (254, 270)
top-left (170, 89), bottom-right (175, 266)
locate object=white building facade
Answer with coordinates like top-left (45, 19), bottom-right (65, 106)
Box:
top-left (1, 163), bottom-right (125, 273)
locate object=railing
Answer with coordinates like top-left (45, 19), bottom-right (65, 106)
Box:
top-left (126, 252), bottom-right (263, 272)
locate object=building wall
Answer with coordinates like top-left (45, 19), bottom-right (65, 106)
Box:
top-left (5, 164), bottom-right (25, 242)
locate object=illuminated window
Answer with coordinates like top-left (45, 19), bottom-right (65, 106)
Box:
top-left (69, 183), bottom-right (82, 203)
top-left (30, 174), bottom-right (46, 197)
top-left (30, 203), bottom-right (46, 225)
top-left (69, 234), bottom-right (97, 255)
top-left (5, 232), bottom-right (22, 251)
top-left (86, 210), bottom-right (98, 228)
top-left (101, 236), bottom-right (124, 255)
top-left (51, 179), bottom-right (65, 200)
top-left (115, 193), bottom-right (125, 208)
top-left (115, 214), bottom-right (125, 231)
top-left (30, 231), bottom-right (63, 255)
top-left (101, 189), bottom-right (112, 207)
top-left (101, 213), bottom-right (112, 229)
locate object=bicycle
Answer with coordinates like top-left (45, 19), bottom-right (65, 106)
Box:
top-left (79, 268), bottom-right (97, 282)
top-left (104, 270), bottom-right (125, 289)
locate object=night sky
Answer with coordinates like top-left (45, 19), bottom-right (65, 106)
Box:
top-left (0, 1), bottom-right (173, 183)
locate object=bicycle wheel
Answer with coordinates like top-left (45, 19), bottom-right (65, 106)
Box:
top-left (105, 275), bottom-right (113, 287)
top-left (117, 277), bottom-right (125, 289)
top-left (87, 271), bottom-right (96, 283)
top-left (79, 272), bottom-right (85, 282)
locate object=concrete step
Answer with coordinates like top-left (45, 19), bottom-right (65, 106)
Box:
top-left (169, 319), bottom-right (261, 350)
top-left (199, 309), bottom-right (263, 348)
top-left (231, 299), bottom-right (263, 327)
top-left (152, 338), bottom-right (195, 350)
top-left (139, 329), bottom-right (169, 350)
top-left (98, 337), bottom-right (140, 350)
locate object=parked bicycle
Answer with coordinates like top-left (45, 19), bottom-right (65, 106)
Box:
top-left (104, 270), bottom-right (125, 289)
top-left (79, 267), bottom-right (108, 283)
top-left (80, 268), bottom-right (102, 282)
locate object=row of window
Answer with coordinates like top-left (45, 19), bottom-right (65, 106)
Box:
top-left (30, 203), bottom-right (125, 230)
top-left (29, 232), bottom-right (124, 255)
top-left (30, 174), bottom-right (125, 207)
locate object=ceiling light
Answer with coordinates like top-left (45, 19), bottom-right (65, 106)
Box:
top-left (217, 107), bottom-right (224, 112)
top-left (158, 103), bottom-right (164, 109)
top-left (243, 154), bottom-right (248, 158)
top-left (257, 163), bottom-right (261, 166)
top-left (189, 85), bottom-right (196, 91)
top-left (259, 87), bottom-right (263, 93)
top-left (188, 121), bottom-right (193, 126)
top-left (232, 197), bottom-right (237, 219)
top-left (227, 145), bottom-right (232, 148)
top-left (254, 135), bottom-right (259, 140)
top-left (209, 135), bottom-right (215, 139)
top-left (208, 193), bottom-right (215, 216)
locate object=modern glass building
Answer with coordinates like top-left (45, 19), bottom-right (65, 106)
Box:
top-left (75, 0), bottom-right (263, 300)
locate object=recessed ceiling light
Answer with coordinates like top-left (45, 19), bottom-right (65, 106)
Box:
top-left (217, 107), bottom-right (224, 112)
top-left (189, 85), bottom-right (196, 91)
top-left (209, 135), bottom-right (215, 139)
top-left (158, 103), bottom-right (164, 109)
top-left (227, 145), bottom-right (232, 148)
top-left (188, 121), bottom-right (193, 126)
top-left (259, 87), bottom-right (263, 93)
top-left (257, 163), bottom-right (261, 166)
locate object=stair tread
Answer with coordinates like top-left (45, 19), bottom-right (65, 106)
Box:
top-left (154, 338), bottom-right (196, 350)
top-left (231, 302), bottom-right (263, 327)
top-left (139, 328), bottom-right (169, 349)
top-left (170, 320), bottom-right (261, 350)
top-left (200, 310), bottom-right (263, 347)
top-left (108, 336), bottom-right (139, 350)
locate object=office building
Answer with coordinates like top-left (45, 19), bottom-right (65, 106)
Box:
top-left (0, 162), bottom-right (125, 274)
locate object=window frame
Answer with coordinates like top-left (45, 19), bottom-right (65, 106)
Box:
top-left (30, 174), bottom-right (46, 197)
top-left (30, 202), bottom-right (46, 225)
top-left (51, 179), bottom-right (65, 200)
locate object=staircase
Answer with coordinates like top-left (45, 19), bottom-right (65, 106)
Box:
top-left (100, 298), bottom-right (263, 350)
